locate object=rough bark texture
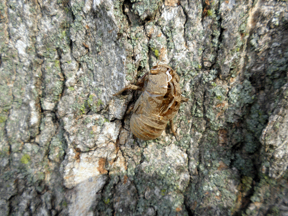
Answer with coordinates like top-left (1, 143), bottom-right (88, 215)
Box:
top-left (0, 0), bottom-right (288, 215)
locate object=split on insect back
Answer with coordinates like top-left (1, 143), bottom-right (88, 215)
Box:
top-left (113, 64), bottom-right (188, 140)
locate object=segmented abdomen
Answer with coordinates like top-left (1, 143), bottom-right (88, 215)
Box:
top-left (130, 112), bottom-right (167, 140)
top-left (129, 66), bottom-right (182, 140)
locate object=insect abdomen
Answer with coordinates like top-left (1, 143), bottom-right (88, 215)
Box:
top-left (130, 113), bottom-right (167, 140)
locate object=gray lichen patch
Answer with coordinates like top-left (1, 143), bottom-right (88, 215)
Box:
top-left (62, 114), bottom-right (121, 151)
top-left (67, 0), bottom-right (127, 107)
top-left (141, 143), bottom-right (190, 192)
top-left (124, 0), bottom-right (163, 24)
top-left (35, 112), bottom-right (57, 147)
top-left (158, 5), bottom-right (187, 54)
top-left (260, 83), bottom-right (288, 179)
top-left (186, 167), bottom-right (240, 215)
top-left (243, 172), bottom-right (288, 216)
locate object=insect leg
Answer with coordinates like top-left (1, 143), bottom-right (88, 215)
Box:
top-left (181, 96), bottom-right (189, 102)
top-left (160, 81), bottom-right (176, 115)
top-left (169, 119), bottom-right (177, 137)
top-left (126, 105), bottom-right (134, 114)
top-left (136, 72), bottom-right (148, 86)
top-left (161, 97), bottom-right (175, 115)
top-left (169, 81), bottom-right (175, 96)
top-left (113, 84), bottom-right (142, 96)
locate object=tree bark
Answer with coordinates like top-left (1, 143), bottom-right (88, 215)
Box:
top-left (0, 0), bottom-right (288, 215)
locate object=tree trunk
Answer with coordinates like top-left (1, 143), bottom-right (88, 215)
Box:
top-left (0, 0), bottom-right (288, 215)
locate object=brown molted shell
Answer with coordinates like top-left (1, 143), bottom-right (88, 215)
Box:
top-left (130, 65), bottom-right (182, 140)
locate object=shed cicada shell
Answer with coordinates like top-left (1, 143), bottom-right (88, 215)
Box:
top-left (114, 64), bottom-right (188, 140)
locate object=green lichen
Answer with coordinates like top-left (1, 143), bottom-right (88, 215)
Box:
top-left (241, 176), bottom-right (253, 194)
top-left (20, 154), bottom-right (31, 164)
top-left (0, 115), bottom-right (6, 123)
top-left (103, 198), bottom-right (110, 205)
top-left (126, 63), bottom-right (136, 75)
top-left (207, 10), bottom-right (213, 17)
top-left (233, 154), bottom-right (254, 177)
top-left (186, 166), bottom-right (239, 214)
top-left (229, 80), bottom-right (254, 108)
top-left (49, 131), bottom-right (66, 162)
top-left (202, 69), bottom-right (218, 84)
top-left (242, 174), bottom-right (282, 215)
top-left (0, 85), bottom-right (13, 110)
top-left (36, 172), bottom-right (45, 181)
top-left (268, 207), bottom-right (280, 216)
top-left (87, 94), bottom-right (94, 107)
top-left (131, 0), bottom-right (162, 20)
top-left (126, 75), bottom-right (133, 81)
top-left (79, 55), bottom-right (94, 71)
top-left (62, 200), bottom-right (68, 207)
top-left (154, 49), bottom-right (159, 58)
top-left (55, 60), bottom-right (60, 67)
top-left (97, 99), bottom-right (103, 107)
top-left (80, 103), bottom-right (85, 114)
top-left (244, 133), bottom-right (259, 153)
top-left (246, 103), bottom-right (268, 137)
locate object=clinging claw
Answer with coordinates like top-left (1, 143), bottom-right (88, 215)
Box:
top-left (113, 84), bottom-right (142, 96)
top-left (181, 96), bottom-right (189, 102)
